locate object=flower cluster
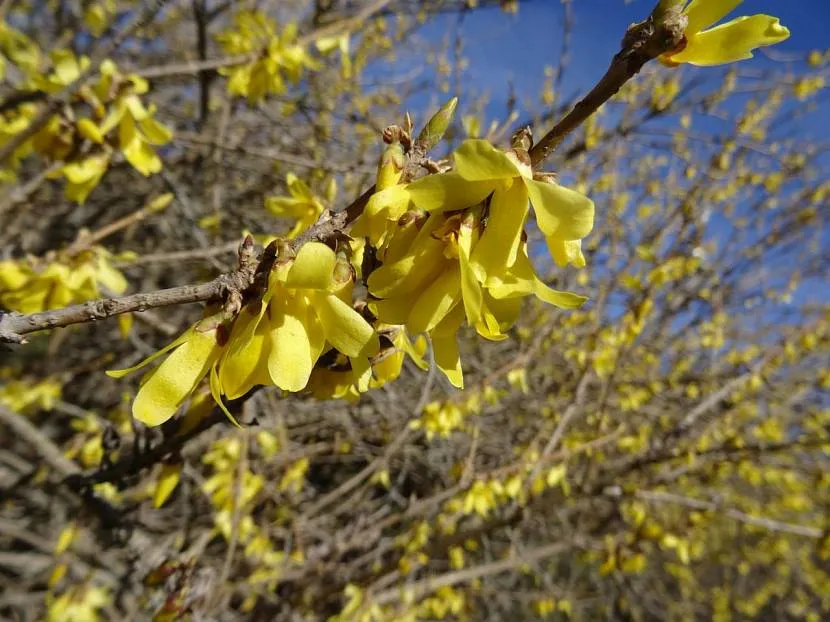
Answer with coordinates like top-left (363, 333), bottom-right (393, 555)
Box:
top-left (0, 247), bottom-right (127, 314)
top-left (359, 136), bottom-right (594, 387)
top-left (109, 241), bottom-right (380, 426)
top-left (217, 11), bottom-right (321, 103)
top-left (0, 44), bottom-right (172, 202)
top-left (111, 106), bottom-right (596, 425)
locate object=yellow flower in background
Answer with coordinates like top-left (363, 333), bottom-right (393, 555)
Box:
top-left (96, 62), bottom-right (173, 177)
top-left (662, 0), bottom-right (790, 67)
top-left (0, 248), bottom-right (127, 314)
top-left (217, 11), bottom-right (320, 102)
top-left (265, 174), bottom-right (334, 238)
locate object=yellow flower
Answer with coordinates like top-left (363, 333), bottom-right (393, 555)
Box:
top-left (217, 12), bottom-right (320, 102)
top-left (96, 62), bottom-right (173, 177)
top-left (107, 316), bottom-right (226, 426)
top-left (368, 210), bottom-right (584, 387)
top-left (218, 242), bottom-right (378, 398)
top-left (265, 174), bottom-right (331, 238)
top-left (362, 139), bottom-right (594, 271)
top-left (0, 248), bottom-right (127, 313)
top-left (661, 0), bottom-right (790, 67)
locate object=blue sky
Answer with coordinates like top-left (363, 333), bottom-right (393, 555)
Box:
top-left (421, 0), bottom-right (829, 111)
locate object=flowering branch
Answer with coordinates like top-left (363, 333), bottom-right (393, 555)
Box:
top-left (529, 2), bottom-right (687, 166)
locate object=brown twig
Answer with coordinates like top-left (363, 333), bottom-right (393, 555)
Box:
top-left (528, 3), bottom-right (687, 167)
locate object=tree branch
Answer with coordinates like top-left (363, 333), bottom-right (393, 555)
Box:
top-left (528, 2), bottom-right (687, 167)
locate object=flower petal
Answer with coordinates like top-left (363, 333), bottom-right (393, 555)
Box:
top-left (682, 0), bottom-right (743, 37)
top-left (268, 296), bottom-right (314, 391)
top-left (316, 293), bottom-right (378, 358)
top-left (408, 266), bottom-right (461, 334)
top-left (406, 172), bottom-right (496, 213)
top-left (133, 329), bottom-right (220, 426)
top-left (285, 242), bottom-right (336, 290)
top-left (453, 139), bottom-right (524, 180)
top-left (526, 179), bottom-right (594, 240)
top-left (670, 15), bottom-right (790, 66)
top-left (219, 306), bottom-right (270, 400)
top-left (458, 222), bottom-right (482, 326)
top-left (470, 180), bottom-right (529, 281)
top-left (430, 307), bottom-right (465, 389)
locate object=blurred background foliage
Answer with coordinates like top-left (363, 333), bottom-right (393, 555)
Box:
top-left (0, 0), bottom-right (829, 620)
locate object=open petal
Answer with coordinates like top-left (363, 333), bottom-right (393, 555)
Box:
top-left (458, 222), bottom-right (483, 326)
top-left (430, 307), bottom-right (466, 389)
top-left (369, 295), bottom-right (413, 325)
top-left (682, 0), bottom-right (743, 37)
top-left (285, 242), bottom-right (336, 290)
top-left (470, 180), bottom-right (529, 281)
top-left (316, 293), bottom-right (378, 358)
top-left (133, 329), bottom-right (220, 426)
top-left (406, 172), bottom-right (495, 213)
top-left (526, 179), bottom-right (594, 240)
top-left (671, 15), bottom-right (790, 66)
top-left (268, 296), bottom-right (314, 392)
top-left (408, 266), bottom-right (462, 334)
top-left (453, 139), bottom-right (524, 181)
top-left (220, 309), bottom-right (270, 400)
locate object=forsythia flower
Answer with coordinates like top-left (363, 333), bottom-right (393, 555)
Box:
top-left (110, 242), bottom-right (379, 426)
top-left (363, 138), bottom-right (593, 387)
top-left (265, 174), bottom-right (334, 238)
top-left (368, 210), bottom-right (586, 388)
top-left (361, 139), bottom-right (594, 270)
top-left (661, 0), bottom-right (790, 67)
top-left (0, 249), bottom-right (127, 314)
top-left (95, 61), bottom-right (173, 177)
top-left (217, 11), bottom-right (320, 102)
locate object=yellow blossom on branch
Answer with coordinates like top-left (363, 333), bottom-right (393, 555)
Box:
top-left (661, 0), bottom-right (790, 67)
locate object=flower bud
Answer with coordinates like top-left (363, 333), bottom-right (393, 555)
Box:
top-left (416, 97), bottom-right (458, 152)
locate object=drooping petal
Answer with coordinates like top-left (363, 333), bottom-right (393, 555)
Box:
top-left (547, 237), bottom-right (587, 269)
top-left (406, 172), bottom-right (496, 213)
top-left (285, 242), bottom-right (336, 290)
top-left (470, 180), bottom-right (529, 281)
top-left (670, 15), bottom-right (790, 66)
top-left (133, 329), bottom-right (221, 426)
top-left (526, 179), bottom-right (594, 240)
top-left (458, 221), bottom-right (483, 326)
top-left (453, 139), bottom-right (525, 181)
top-left (268, 295), bottom-right (314, 391)
top-left (316, 293), bottom-right (378, 358)
top-left (408, 266), bottom-right (462, 334)
top-left (430, 306), bottom-right (466, 389)
top-left (489, 246), bottom-right (588, 309)
top-left (682, 0), bottom-right (743, 37)
top-left (210, 364), bottom-right (240, 427)
top-left (219, 306), bottom-right (270, 400)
